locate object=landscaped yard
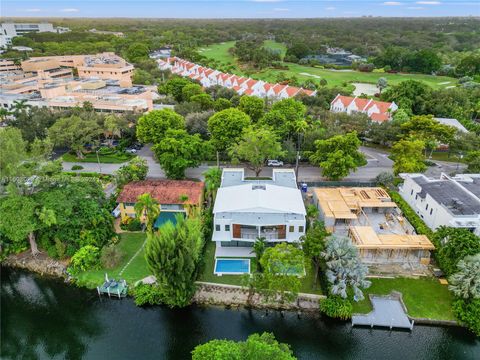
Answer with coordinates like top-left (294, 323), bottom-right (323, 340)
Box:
top-left (198, 41), bottom-right (457, 90)
top-left (75, 232), bottom-right (150, 289)
top-left (63, 152), bottom-right (133, 164)
top-left (352, 277), bottom-right (454, 321)
top-left (198, 241), bottom-right (323, 295)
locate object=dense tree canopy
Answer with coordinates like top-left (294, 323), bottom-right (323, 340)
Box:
top-left (208, 108), bottom-right (251, 153)
top-left (136, 109), bottom-right (185, 144)
top-left (310, 132), bottom-right (365, 180)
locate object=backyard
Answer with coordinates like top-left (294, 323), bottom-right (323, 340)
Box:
top-left (352, 277), bottom-right (455, 321)
top-left (198, 241), bottom-right (323, 295)
top-left (198, 41), bottom-right (457, 90)
top-left (75, 232), bottom-right (150, 289)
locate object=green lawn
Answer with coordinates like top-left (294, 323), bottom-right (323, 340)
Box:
top-left (352, 277), bottom-right (454, 321)
top-left (199, 41), bottom-right (237, 65)
top-left (198, 241), bottom-right (323, 295)
top-left (264, 40), bottom-right (287, 59)
top-left (75, 232), bottom-right (150, 289)
top-left (63, 152), bottom-right (133, 164)
top-left (198, 41), bottom-right (457, 90)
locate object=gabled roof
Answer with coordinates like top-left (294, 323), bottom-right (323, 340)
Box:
top-left (285, 86), bottom-right (301, 97)
top-left (117, 180), bottom-right (204, 205)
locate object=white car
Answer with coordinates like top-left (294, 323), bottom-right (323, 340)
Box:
top-left (267, 160), bottom-right (284, 167)
top-left (126, 148), bottom-right (137, 154)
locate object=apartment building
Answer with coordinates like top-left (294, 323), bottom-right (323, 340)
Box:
top-left (1, 53), bottom-right (155, 113)
top-left (399, 173), bottom-right (480, 236)
top-left (0, 23), bottom-right (70, 48)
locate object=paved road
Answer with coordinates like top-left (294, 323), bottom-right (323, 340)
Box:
top-left (62, 145), bottom-right (466, 182)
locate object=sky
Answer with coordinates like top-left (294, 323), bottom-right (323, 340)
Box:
top-left (2, 0), bottom-right (479, 18)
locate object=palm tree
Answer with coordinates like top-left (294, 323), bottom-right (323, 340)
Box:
top-left (134, 193), bottom-right (160, 233)
top-left (321, 235), bottom-right (371, 301)
top-left (203, 167), bottom-right (222, 206)
top-left (11, 99), bottom-right (30, 118)
top-left (0, 108), bottom-right (10, 122)
top-left (449, 254), bottom-right (480, 300)
top-left (253, 237), bottom-right (266, 272)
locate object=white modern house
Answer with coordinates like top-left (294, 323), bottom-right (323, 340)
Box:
top-left (212, 168), bottom-right (306, 259)
top-left (399, 173), bottom-right (480, 236)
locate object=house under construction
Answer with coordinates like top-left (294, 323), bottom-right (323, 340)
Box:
top-left (312, 187), bottom-right (434, 267)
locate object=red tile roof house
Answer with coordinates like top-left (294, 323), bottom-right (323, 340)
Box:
top-left (330, 94), bottom-right (398, 123)
top-left (117, 180), bottom-right (204, 228)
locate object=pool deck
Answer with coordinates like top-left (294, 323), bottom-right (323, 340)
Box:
top-left (352, 293), bottom-right (414, 330)
top-left (215, 244), bottom-right (255, 258)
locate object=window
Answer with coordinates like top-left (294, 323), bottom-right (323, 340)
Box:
top-left (289, 226), bottom-right (294, 233)
top-left (299, 226), bottom-right (304, 233)
top-left (124, 202), bottom-right (135, 207)
top-left (430, 208), bottom-right (433, 215)
top-left (411, 190), bottom-right (413, 195)
top-left (215, 225), bottom-right (220, 231)
top-left (225, 225), bottom-right (230, 232)
top-left (426, 204), bottom-right (429, 211)
top-left (415, 194), bottom-right (418, 200)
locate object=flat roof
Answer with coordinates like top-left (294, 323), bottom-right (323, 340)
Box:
top-left (413, 177), bottom-right (480, 216)
top-left (350, 226), bottom-right (434, 250)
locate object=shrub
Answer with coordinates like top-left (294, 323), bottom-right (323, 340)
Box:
top-left (319, 296), bottom-right (353, 320)
top-left (71, 165), bottom-right (84, 170)
top-left (54, 238), bottom-right (66, 259)
top-left (97, 147), bottom-right (114, 155)
top-left (133, 283), bottom-right (164, 306)
top-left (100, 244), bottom-right (124, 269)
top-left (127, 219), bottom-right (143, 231)
top-left (452, 298), bottom-right (480, 336)
top-left (68, 245), bottom-right (100, 274)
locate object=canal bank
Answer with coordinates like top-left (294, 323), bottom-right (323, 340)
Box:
top-left (2, 267), bottom-right (479, 360)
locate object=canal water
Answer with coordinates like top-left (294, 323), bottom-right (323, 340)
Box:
top-left (1, 267), bottom-right (479, 360)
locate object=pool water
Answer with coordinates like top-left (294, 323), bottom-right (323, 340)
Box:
top-left (215, 259), bottom-right (250, 274)
top-left (153, 212), bottom-right (184, 229)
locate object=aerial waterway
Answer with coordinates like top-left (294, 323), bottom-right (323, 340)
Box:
top-left (1, 267), bottom-right (479, 360)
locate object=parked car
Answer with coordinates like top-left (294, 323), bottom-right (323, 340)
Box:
top-left (267, 159), bottom-right (284, 167)
top-left (133, 142), bottom-right (143, 150)
top-left (126, 148), bottom-right (137, 154)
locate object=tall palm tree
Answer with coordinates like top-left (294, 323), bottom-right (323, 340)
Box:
top-left (203, 167), bottom-right (222, 206)
top-left (134, 193), bottom-right (160, 233)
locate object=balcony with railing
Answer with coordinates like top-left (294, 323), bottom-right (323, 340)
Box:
top-left (233, 224), bottom-right (286, 240)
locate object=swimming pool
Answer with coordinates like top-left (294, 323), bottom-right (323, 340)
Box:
top-left (214, 258), bottom-right (250, 275)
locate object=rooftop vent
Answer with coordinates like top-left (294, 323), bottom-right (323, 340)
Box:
top-left (252, 184), bottom-right (266, 191)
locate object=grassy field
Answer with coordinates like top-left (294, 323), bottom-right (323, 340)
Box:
top-left (352, 277), bottom-right (454, 321)
top-left (198, 41), bottom-right (457, 90)
top-left (198, 241), bottom-right (323, 295)
top-left (63, 152), bottom-right (133, 164)
top-left (75, 232), bottom-right (150, 289)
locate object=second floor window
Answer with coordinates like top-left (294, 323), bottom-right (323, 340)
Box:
top-left (215, 225), bottom-right (220, 231)
top-left (289, 226), bottom-right (294, 233)
top-left (225, 225), bottom-right (230, 232)
top-left (299, 226), bottom-right (304, 233)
